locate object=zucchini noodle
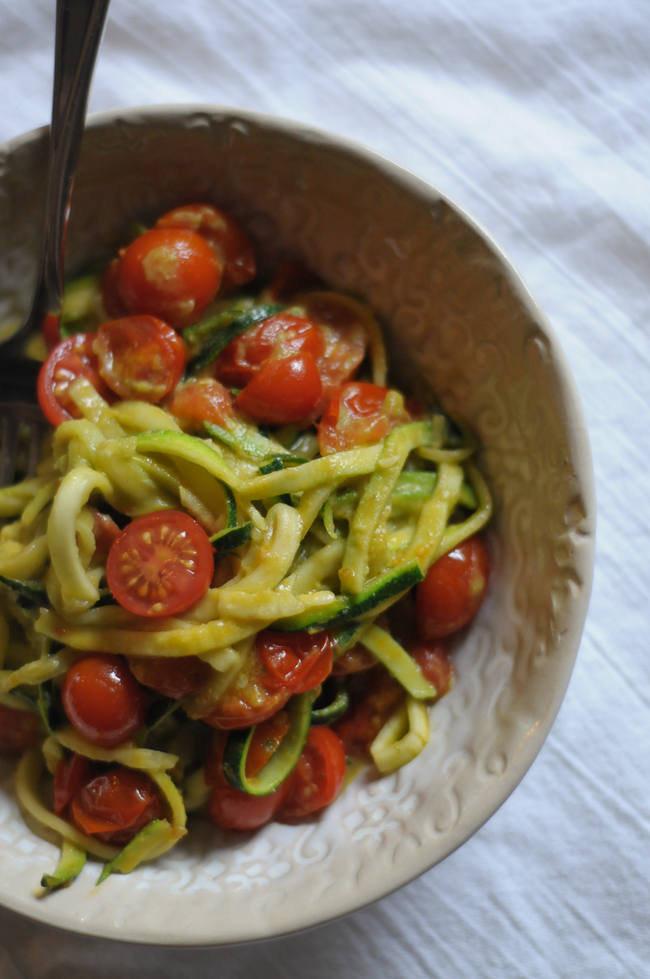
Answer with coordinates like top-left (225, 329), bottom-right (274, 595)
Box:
top-left (0, 248), bottom-right (492, 890)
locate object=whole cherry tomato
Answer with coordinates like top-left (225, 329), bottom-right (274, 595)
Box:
top-left (416, 535), bottom-right (489, 640)
top-left (155, 204), bottom-right (256, 292)
top-left (407, 639), bottom-right (455, 697)
top-left (237, 352), bottom-right (322, 424)
top-left (70, 766), bottom-right (164, 845)
top-left (168, 378), bottom-right (234, 432)
top-left (214, 312), bottom-right (324, 389)
top-left (208, 781), bottom-right (290, 832)
top-left (127, 655), bottom-right (212, 700)
top-left (118, 228), bottom-right (221, 329)
top-left (37, 333), bottom-right (115, 427)
top-left (94, 315), bottom-right (185, 403)
top-left (53, 752), bottom-right (94, 814)
top-left (61, 654), bottom-right (148, 748)
top-left (256, 630), bottom-right (333, 694)
top-left (276, 726), bottom-right (346, 822)
top-left (318, 382), bottom-right (410, 455)
top-left (0, 703), bottom-right (40, 755)
top-left (195, 653), bottom-right (291, 730)
top-left (106, 510), bottom-right (214, 618)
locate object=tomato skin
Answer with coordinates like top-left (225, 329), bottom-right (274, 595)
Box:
top-left (53, 753), bottom-right (94, 814)
top-left (118, 228), bottom-right (221, 329)
top-left (209, 781), bottom-right (290, 832)
top-left (61, 654), bottom-right (148, 748)
top-left (214, 312), bottom-right (324, 389)
top-left (333, 668), bottom-right (403, 758)
top-left (408, 639), bottom-right (455, 696)
top-left (196, 653), bottom-right (291, 731)
top-left (257, 630), bottom-right (333, 694)
top-left (296, 293), bottom-right (369, 411)
top-left (106, 510), bottom-right (214, 618)
top-left (37, 334), bottom-right (115, 427)
top-left (168, 378), bottom-right (234, 432)
top-left (237, 353), bottom-right (322, 425)
top-left (155, 204), bottom-right (255, 292)
top-left (318, 382), bottom-right (409, 455)
top-left (70, 767), bottom-right (164, 845)
top-left (127, 655), bottom-right (212, 700)
top-left (94, 315), bottom-right (185, 403)
top-left (0, 703), bottom-right (40, 755)
top-left (88, 506), bottom-right (121, 554)
top-left (276, 726), bottom-right (346, 822)
top-left (416, 536), bottom-right (489, 640)
top-left (331, 643), bottom-right (376, 676)
top-left (243, 710), bottom-right (291, 777)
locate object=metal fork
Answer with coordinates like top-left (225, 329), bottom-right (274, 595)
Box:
top-left (0, 0), bottom-right (110, 487)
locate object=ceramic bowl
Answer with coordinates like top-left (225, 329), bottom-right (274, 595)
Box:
top-left (0, 105), bottom-right (595, 945)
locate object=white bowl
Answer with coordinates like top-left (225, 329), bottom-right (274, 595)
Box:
top-left (0, 105), bottom-right (595, 945)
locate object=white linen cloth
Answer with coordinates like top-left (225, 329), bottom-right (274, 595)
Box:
top-left (0, 0), bottom-right (648, 975)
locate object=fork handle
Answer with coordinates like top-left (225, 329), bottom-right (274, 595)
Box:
top-left (12, 0), bottom-right (111, 348)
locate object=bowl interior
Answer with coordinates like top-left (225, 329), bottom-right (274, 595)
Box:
top-left (0, 106), bottom-right (595, 945)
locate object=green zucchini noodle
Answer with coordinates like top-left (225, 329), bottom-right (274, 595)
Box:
top-left (0, 247), bottom-right (492, 890)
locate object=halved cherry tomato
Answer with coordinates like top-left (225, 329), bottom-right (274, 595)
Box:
top-left (296, 293), bottom-right (369, 410)
top-left (94, 315), bottom-right (185, 403)
top-left (118, 228), bottom-right (221, 329)
top-left (331, 643), bottom-right (376, 676)
top-left (268, 260), bottom-right (325, 303)
top-left (155, 204), bottom-right (256, 293)
top-left (127, 655), bottom-right (212, 700)
top-left (214, 312), bottom-right (325, 389)
top-left (37, 333), bottom-right (115, 427)
top-left (408, 639), bottom-right (455, 696)
top-left (196, 653), bottom-right (291, 731)
top-left (106, 510), bottom-right (214, 618)
top-left (168, 378), bottom-right (234, 432)
top-left (333, 667), bottom-right (403, 758)
top-left (416, 535), bottom-right (489, 640)
top-left (237, 352), bottom-right (322, 425)
top-left (61, 653), bottom-right (148, 748)
top-left (0, 703), bottom-right (40, 756)
top-left (70, 766), bottom-right (164, 845)
top-left (53, 752), bottom-right (94, 814)
top-left (208, 780), bottom-right (290, 832)
top-left (318, 381), bottom-right (410, 455)
top-left (257, 630), bottom-right (333, 694)
top-left (276, 726), bottom-right (346, 822)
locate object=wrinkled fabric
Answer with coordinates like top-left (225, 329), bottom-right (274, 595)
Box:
top-left (0, 0), bottom-right (649, 976)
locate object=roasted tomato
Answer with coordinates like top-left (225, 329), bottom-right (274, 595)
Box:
top-left (416, 536), bottom-right (489, 639)
top-left (268, 260), bottom-right (325, 302)
top-left (237, 352), bottom-right (322, 424)
top-left (331, 643), bottom-right (376, 675)
top-left (70, 767), bottom-right (164, 845)
top-left (295, 292), bottom-right (369, 410)
top-left (127, 655), bottom-right (213, 700)
top-left (333, 667), bottom-right (404, 758)
top-left (168, 377), bottom-right (234, 432)
top-left (276, 726), bottom-right (346, 822)
top-left (256, 630), bottom-right (333, 694)
top-left (53, 753), bottom-right (94, 815)
top-left (117, 227), bottom-right (221, 329)
top-left (61, 654), bottom-right (148, 748)
top-left (407, 639), bottom-right (455, 697)
top-left (106, 510), bottom-right (214, 618)
top-left (155, 204), bottom-right (255, 292)
top-left (195, 652), bottom-right (291, 731)
top-left (318, 382), bottom-right (410, 454)
top-left (94, 315), bottom-right (185, 403)
top-left (0, 703), bottom-right (40, 755)
top-left (37, 333), bottom-right (115, 427)
top-left (214, 311), bottom-right (325, 389)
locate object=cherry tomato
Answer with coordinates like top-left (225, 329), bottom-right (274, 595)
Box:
top-left (257, 630), bottom-right (333, 694)
top-left (268, 260), bottom-right (324, 302)
top-left (243, 710), bottom-right (291, 777)
top-left (333, 668), bottom-right (403, 758)
top-left (118, 228), bottom-right (221, 329)
top-left (70, 767), bottom-right (164, 845)
top-left (416, 535), bottom-right (489, 640)
top-left (0, 703), bottom-right (40, 755)
top-left (197, 653), bottom-right (291, 730)
top-left (214, 311), bottom-right (324, 389)
top-left (408, 639), bottom-right (455, 697)
top-left (88, 506), bottom-right (121, 554)
top-left (42, 312), bottom-right (61, 351)
top-left (155, 204), bottom-right (256, 292)
top-left (37, 333), bottom-right (115, 427)
top-left (331, 643), bottom-right (376, 676)
top-left (127, 655), bottom-right (212, 700)
top-left (168, 378), bottom-right (234, 432)
top-left (101, 258), bottom-right (128, 319)
top-left (276, 726), bottom-right (346, 822)
top-left (237, 352), bottom-right (322, 425)
top-left (53, 753), bottom-right (94, 815)
top-left (106, 510), bottom-right (214, 618)
top-left (209, 780), bottom-right (290, 832)
top-left (61, 653), bottom-right (148, 748)
top-left (318, 382), bottom-right (410, 455)
top-left (296, 293), bottom-right (369, 410)
top-left (94, 316), bottom-right (185, 403)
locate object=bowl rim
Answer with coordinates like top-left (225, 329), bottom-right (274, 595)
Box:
top-left (0, 103), bottom-right (596, 946)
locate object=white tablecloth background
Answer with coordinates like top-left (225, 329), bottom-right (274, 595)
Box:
top-left (0, 1), bottom-right (648, 975)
